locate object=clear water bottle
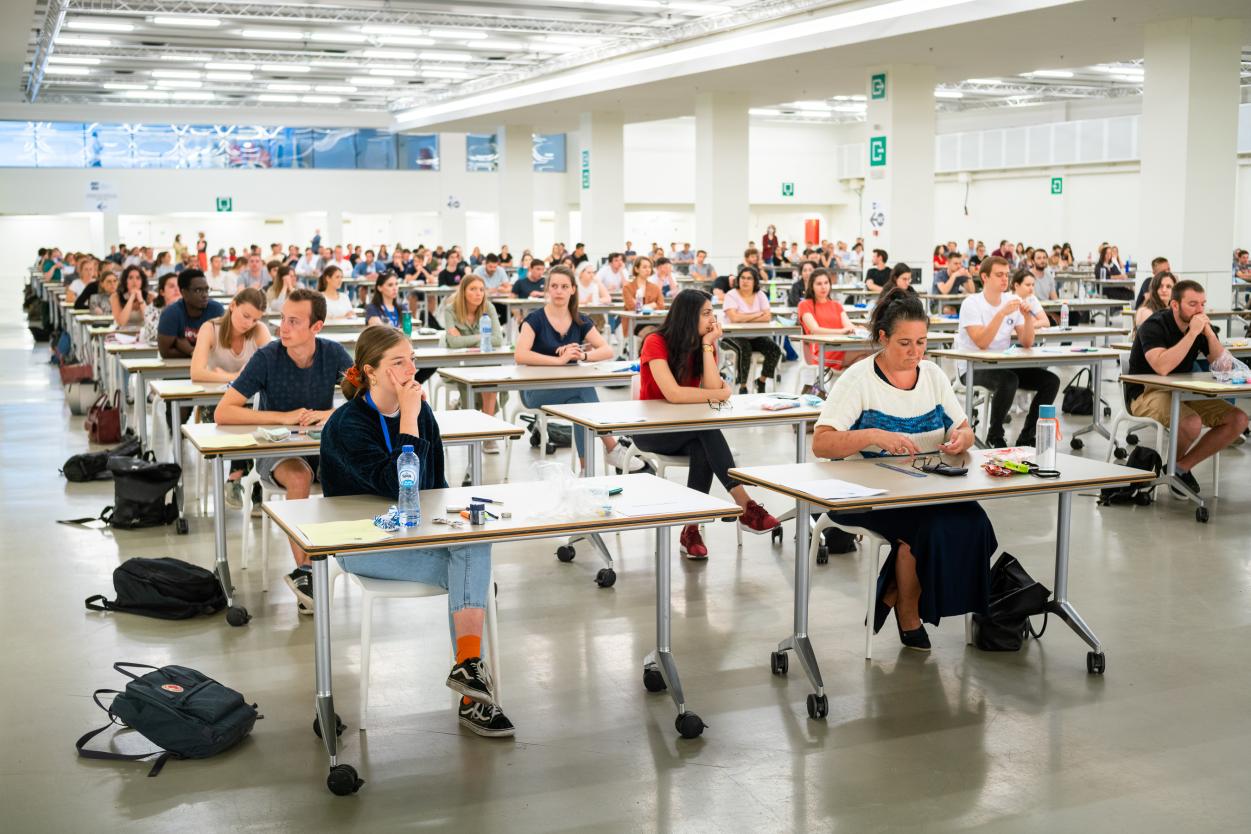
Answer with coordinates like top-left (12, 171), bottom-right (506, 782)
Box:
top-left (479, 312), bottom-right (492, 352)
top-left (634, 295), bottom-right (642, 314)
top-left (1059, 300), bottom-right (1069, 330)
top-left (1036, 404), bottom-right (1059, 469)
top-left (396, 444), bottom-right (421, 527)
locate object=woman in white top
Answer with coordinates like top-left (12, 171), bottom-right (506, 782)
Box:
top-left (721, 268), bottom-right (782, 393)
top-left (318, 265), bottom-right (355, 320)
top-left (1009, 270), bottom-right (1050, 329)
top-left (111, 266), bottom-right (151, 328)
top-left (266, 264), bottom-right (298, 314)
top-left (143, 272), bottom-right (181, 344)
top-left (191, 288), bottom-right (271, 383)
top-left (811, 288), bottom-right (990, 652)
top-left (575, 263), bottom-right (610, 305)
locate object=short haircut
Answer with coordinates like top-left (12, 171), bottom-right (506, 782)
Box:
top-left (655, 257), bottom-right (671, 268)
top-left (1171, 279), bottom-right (1204, 304)
top-left (1151, 256), bottom-right (1169, 270)
top-left (485, 253), bottom-right (499, 264)
top-left (286, 287), bottom-right (327, 324)
top-left (979, 255), bottom-right (1009, 278)
top-left (696, 249), bottom-right (707, 256)
top-left (743, 247), bottom-right (759, 259)
top-left (176, 268), bottom-right (205, 292)
top-left (575, 242), bottom-right (585, 249)
top-left (529, 258), bottom-right (545, 269)
top-left (608, 252), bottom-right (623, 262)
top-left (872, 248), bottom-right (888, 262)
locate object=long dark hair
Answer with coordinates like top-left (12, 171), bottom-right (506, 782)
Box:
top-left (119, 265), bottom-right (147, 304)
top-left (369, 270), bottom-right (398, 309)
top-left (653, 288), bottom-right (710, 385)
top-left (868, 287), bottom-right (928, 345)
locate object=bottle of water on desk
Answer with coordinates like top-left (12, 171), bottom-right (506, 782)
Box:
top-left (397, 445), bottom-right (421, 527)
top-left (479, 313), bottom-right (492, 352)
top-left (1059, 300), bottom-right (1069, 330)
top-left (1036, 404), bottom-right (1059, 469)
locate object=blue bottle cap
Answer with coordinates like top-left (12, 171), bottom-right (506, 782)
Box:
top-left (1039, 404), bottom-right (1056, 419)
top-left (402, 444), bottom-right (414, 453)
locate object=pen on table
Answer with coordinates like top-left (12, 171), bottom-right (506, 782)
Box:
top-left (875, 461), bottom-right (926, 478)
top-left (470, 496), bottom-right (501, 505)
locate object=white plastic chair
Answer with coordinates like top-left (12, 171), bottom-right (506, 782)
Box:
top-left (239, 466), bottom-right (286, 592)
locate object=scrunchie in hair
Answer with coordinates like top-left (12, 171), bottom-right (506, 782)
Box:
top-left (344, 366), bottom-right (363, 388)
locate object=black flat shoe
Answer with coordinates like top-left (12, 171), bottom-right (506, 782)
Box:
top-left (897, 618), bottom-right (931, 652)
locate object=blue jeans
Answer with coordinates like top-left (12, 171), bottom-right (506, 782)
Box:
top-left (335, 543), bottom-right (492, 621)
top-left (521, 386), bottom-right (600, 457)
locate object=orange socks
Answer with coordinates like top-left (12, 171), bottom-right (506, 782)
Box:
top-left (456, 634), bottom-right (481, 664)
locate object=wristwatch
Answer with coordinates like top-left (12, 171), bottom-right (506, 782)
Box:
top-left (702, 344), bottom-right (715, 352)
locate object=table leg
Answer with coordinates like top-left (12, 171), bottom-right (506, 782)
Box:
top-left (643, 525), bottom-right (703, 737)
top-left (212, 456), bottom-right (235, 608)
top-left (1072, 359), bottom-right (1111, 442)
top-left (310, 555), bottom-right (344, 768)
top-left (137, 371), bottom-right (149, 452)
top-left (795, 420), bottom-right (807, 464)
top-left (777, 498), bottom-right (824, 708)
top-left (171, 403), bottom-right (187, 532)
top-left (582, 426), bottom-right (597, 477)
top-left (1045, 491), bottom-right (1104, 662)
top-left (470, 441), bottom-right (483, 486)
top-left (964, 362), bottom-right (982, 447)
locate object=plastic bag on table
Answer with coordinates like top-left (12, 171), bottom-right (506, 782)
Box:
top-left (527, 461), bottom-right (613, 522)
top-left (1210, 350), bottom-right (1250, 384)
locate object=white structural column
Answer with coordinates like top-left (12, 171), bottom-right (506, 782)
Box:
top-left (694, 92), bottom-right (749, 270)
top-left (323, 211), bottom-right (344, 250)
top-left (862, 65), bottom-right (935, 283)
top-left (498, 124), bottom-right (534, 252)
top-left (578, 111), bottom-right (625, 260)
top-left (441, 133), bottom-right (468, 247)
top-left (1138, 18), bottom-right (1242, 309)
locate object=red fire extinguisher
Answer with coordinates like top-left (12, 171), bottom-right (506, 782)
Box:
top-left (804, 218), bottom-right (820, 246)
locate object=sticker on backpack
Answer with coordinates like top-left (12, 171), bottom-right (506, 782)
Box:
top-left (161, 684), bottom-right (184, 693)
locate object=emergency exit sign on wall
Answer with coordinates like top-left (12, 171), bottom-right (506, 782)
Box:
top-left (869, 136), bottom-right (887, 167)
top-left (1050, 177), bottom-right (1063, 195)
top-left (215, 196), bottom-right (233, 212)
top-left (781, 182), bottom-right (794, 197)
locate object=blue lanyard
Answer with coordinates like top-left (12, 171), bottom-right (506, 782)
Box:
top-left (363, 392), bottom-right (393, 453)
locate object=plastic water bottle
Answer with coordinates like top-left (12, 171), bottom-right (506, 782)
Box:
top-left (396, 445), bottom-right (421, 527)
top-left (401, 309), bottom-right (412, 336)
top-left (1036, 404), bottom-right (1059, 469)
top-left (634, 295), bottom-right (642, 314)
top-left (479, 313), bottom-right (492, 352)
top-left (1059, 300), bottom-right (1069, 330)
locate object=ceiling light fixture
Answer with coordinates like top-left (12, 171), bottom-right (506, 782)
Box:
top-left (748, 108), bottom-right (784, 116)
top-left (419, 51), bottom-right (474, 62)
top-left (315, 84), bottom-right (357, 94)
top-left (378, 35), bottom-right (436, 47)
top-left (152, 15), bottom-right (221, 28)
top-left (934, 89), bottom-right (964, 99)
top-left (469, 40), bottom-right (524, 52)
top-left (172, 91), bottom-right (216, 100)
top-left (55, 35), bottom-right (112, 47)
top-left (360, 25), bottom-right (426, 36)
top-left (122, 89), bottom-right (171, 99)
top-left (348, 76), bottom-right (396, 87)
top-left (48, 56), bottom-right (101, 66)
top-left (156, 79), bottom-right (203, 89)
top-left (426, 29), bottom-right (487, 41)
top-left (260, 64), bottom-right (311, 74)
top-left (44, 65), bottom-right (92, 76)
top-left (102, 81), bottom-right (148, 90)
top-left (267, 82), bottom-right (311, 92)
top-left (833, 103), bottom-right (867, 112)
top-left (363, 49), bottom-right (418, 61)
top-left (65, 19), bottom-right (135, 33)
top-left (421, 69), bottom-right (470, 80)
top-left (204, 62), bottom-right (255, 71)
top-left (206, 72), bottom-right (253, 82)
top-left (302, 95), bottom-right (342, 104)
top-left (241, 28), bottom-right (304, 41)
top-left (257, 93), bottom-right (300, 102)
top-left (966, 77), bottom-right (1002, 85)
top-left (152, 69), bottom-right (201, 79)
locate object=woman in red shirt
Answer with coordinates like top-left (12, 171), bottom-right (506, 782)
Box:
top-left (797, 268), bottom-right (869, 371)
top-left (931, 244), bottom-right (947, 273)
top-left (761, 226), bottom-right (779, 265)
top-left (635, 289), bottom-right (780, 559)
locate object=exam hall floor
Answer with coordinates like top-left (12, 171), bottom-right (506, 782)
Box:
top-left (2, 300), bottom-right (1249, 833)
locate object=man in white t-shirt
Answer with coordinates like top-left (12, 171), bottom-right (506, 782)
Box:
top-left (206, 254), bottom-right (237, 295)
top-left (955, 255), bottom-right (1059, 447)
top-left (596, 252), bottom-right (629, 294)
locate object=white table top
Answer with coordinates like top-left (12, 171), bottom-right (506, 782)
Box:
top-left (438, 361), bottom-right (637, 387)
top-left (1117, 371), bottom-right (1251, 396)
top-left (930, 346), bottom-right (1120, 364)
top-left (541, 393), bottom-right (820, 432)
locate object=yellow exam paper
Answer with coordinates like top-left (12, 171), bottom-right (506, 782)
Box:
top-left (159, 384), bottom-right (205, 395)
top-left (299, 519), bottom-right (391, 546)
top-left (194, 434), bottom-right (258, 450)
top-left (1183, 380), bottom-right (1243, 392)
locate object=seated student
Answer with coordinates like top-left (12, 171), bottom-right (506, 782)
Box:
top-left (622, 256), bottom-right (666, 342)
top-left (882, 263), bottom-right (918, 297)
top-left (635, 289), bottom-right (780, 558)
top-left (721, 267), bottom-right (782, 394)
top-left (514, 266), bottom-right (644, 473)
top-left (436, 274), bottom-right (505, 449)
top-left (1135, 270), bottom-right (1174, 328)
top-left (932, 245), bottom-right (947, 274)
top-left (1009, 270), bottom-right (1050, 329)
top-left (798, 268), bottom-right (870, 372)
top-left (932, 257), bottom-right (976, 296)
top-left (191, 287), bottom-right (271, 384)
top-left (1125, 279), bottom-right (1248, 495)
top-left (157, 269), bottom-right (226, 359)
top-left (318, 265), bottom-right (355, 320)
top-left (364, 271), bottom-right (402, 328)
top-left (689, 249), bottom-right (716, 283)
top-left (575, 263), bottom-right (612, 333)
top-left (787, 260), bottom-right (816, 307)
top-left (811, 289), bottom-right (990, 651)
top-left (214, 289), bottom-right (353, 613)
top-left (144, 272), bottom-right (180, 344)
top-left (595, 252), bottom-right (629, 294)
top-left (437, 249), bottom-right (467, 287)
top-left (955, 256), bottom-right (1059, 447)
top-left (66, 255), bottom-right (96, 304)
top-left (511, 258), bottom-right (546, 298)
top-left (82, 269), bottom-right (120, 316)
top-left (1133, 256), bottom-right (1171, 311)
top-left (110, 265), bottom-right (151, 328)
top-left (864, 248), bottom-right (891, 292)
top-left (653, 257), bottom-right (680, 297)
top-left (318, 326), bottom-right (514, 737)
top-left (266, 264), bottom-right (300, 314)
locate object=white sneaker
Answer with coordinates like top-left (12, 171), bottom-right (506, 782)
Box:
top-left (483, 439), bottom-right (501, 455)
top-left (604, 443), bottom-right (645, 473)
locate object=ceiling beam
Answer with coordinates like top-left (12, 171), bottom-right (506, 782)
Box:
top-left (25, 0), bottom-right (71, 102)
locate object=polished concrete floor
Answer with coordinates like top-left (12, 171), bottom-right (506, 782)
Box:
top-left (4, 285), bottom-right (1251, 833)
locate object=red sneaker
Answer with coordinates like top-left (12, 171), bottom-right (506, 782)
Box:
top-left (679, 524), bottom-right (708, 560)
top-left (738, 500), bottom-right (780, 534)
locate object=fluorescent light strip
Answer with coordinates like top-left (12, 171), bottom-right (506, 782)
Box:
top-left (159, 54), bottom-right (205, 62)
top-left (302, 95), bottom-right (342, 104)
top-left (934, 90), bottom-right (963, 99)
top-left (348, 76), bottom-right (395, 87)
top-left (378, 35), bottom-right (436, 47)
top-left (102, 81), bottom-right (148, 90)
top-left (152, 69), bottom-right (201, 79)
top-left (55, 35), bottom-right (112, 47)
top-left (267, 82), bottom-right (311, 92)
top-left (419, 51), bottom-right (473, 62)
top-left (315, 84), bottom-right (357, 94)
top-left (369, 67), bottom-right (418, 77)
top-left (44, 66), bottom-right (92, 76)
top-left (257, 93), bottom-right (300, 102)
top-left (156, 79), bottom-right (203, 89)
top-left (364, 49), bottom-right (418, 60)
top-left (426, 29), bottom-right (487, 40)
top-left (48, 56), bottom-right (101, 66)
top-left (360, 25), bottom-right (426, 36)
top-left (399, 0), bottom-right (981, 123)
top-left (422, 69), bottom-right (470, 80)
top-left (152, 15), bottom-right (220, 28)
top-left (205, 72), bottom-right (253, 82)
top-left (468, 40), bottom-right (524, 52)
top-left (241, 28), bottom-right (303, 41)
top-left (65, 19), bottom-right (135, 33)
top-left (966, 77), bottom-right (1002, 85)
top-left (260, 64), bottom-right (311, 74)
top-left (173, 91), bottom-right (215, 100)
top-left (310, 31), bottom-right (367, 44)
top-left (122, 90), bottom-right (170, 99)
top-left (205, 62), bottom-right (255, 71)
top-left (748, 108), bottom-right (783, 116)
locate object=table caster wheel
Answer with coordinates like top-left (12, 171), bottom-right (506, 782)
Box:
top-left (1133, 491), bottom-right (1153, 506)
top-left (1086, 651), bottom-right (1106, 675)
top-left (675, 712), bottom-right (705, 739)
top-left (1103, 406), bottom-right (1112, 418)
top-left (556, 545), bottom-right (576, 562)
top-left (1126, 432), bottom-right (1139, 445)
top-left (816, 546), bottom-right (829, 565)
top-left (1070, 437), bottom-right (1083, 451)
top-left (771, 527), bottom-right (783, 546)
top-left (175, 518), bottom-right (189, 535)
top-left (545, 442), bottom-right (557, 455)
top-left (313, 713), bottom-right (346, 739)
top-left (1113, 446), bottom-right (1127, 460)
top-left (326, 764), bottom-right (364, 796)
top-left (595, 568), bottom-right (616, 588)
top-left (225, 606), bottom-right (251, 627)
top-left (1196, 506), bottom-right (1209, 523)
top-left (529, 432), bottom-right (540, 448)
top-left (642, 666), bottom-right (666, 693)
top-left (770, 651), bottom-right (788, 676)
top-left (806, 693), bottom-right (829, 720)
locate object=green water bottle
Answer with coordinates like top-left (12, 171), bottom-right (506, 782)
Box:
top-left (401, 309), bottom-right (412, 336)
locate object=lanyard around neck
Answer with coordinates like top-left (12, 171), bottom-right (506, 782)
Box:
top-left (363, 392), bottom-right (393, 453)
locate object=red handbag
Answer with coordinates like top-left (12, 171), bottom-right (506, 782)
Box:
top-left (59, 361), bottom-right (94, 385)
top-left (85, 391), bottom-right (122, 444)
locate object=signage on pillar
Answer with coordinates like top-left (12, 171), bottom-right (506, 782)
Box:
top-left (215, 196), bottom-right (232, 213)
top-left (83, 180), bottom-right (117, 212)
top-left (869, 201), bottom-right (887, 237)
top-left (1050, 176), bottom-right (1063, 195)
top-left (870, 72), bottom-right (887, 100)
top-left (781, 182), bottom-right (794, 197)
top-left (581, 150), bottom-right (590, 190)
top-left (869, 136), bottom-right (887, 167)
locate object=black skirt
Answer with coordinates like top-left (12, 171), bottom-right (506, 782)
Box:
top-left (832, 501), bottom-right (996, 632)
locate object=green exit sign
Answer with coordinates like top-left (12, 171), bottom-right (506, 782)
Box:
top-left (1050, 177), bottom-right (1063, 195)
top-left (781, 182), bottom-right (794, 197)
top-left (580, 150), bottom-right (590, 190)
top-left (870, 72), bottom-right (887, 100)
top-left (215, 196), bottom-right (232, 212)
top-left (869, 136), bottom-right (887, 167)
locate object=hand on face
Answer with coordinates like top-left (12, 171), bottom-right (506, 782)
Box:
top-left (387, 366), bottom-right (424, 411)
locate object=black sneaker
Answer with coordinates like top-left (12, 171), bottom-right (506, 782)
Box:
top-left (986, 433), bottom-right (1007, 449)
top-left (458, 700), bottom-right (515, 738)
top-left (251, 482), bottom-right (264, 518)
top-left (1171, 469), bottom-right (1201, 498)
top-left (446, 657), bottom-right (494, 703)
top-left (284, 568), bottom-right (314, 615)
top-left (755, 378), bottom-right (767, 394)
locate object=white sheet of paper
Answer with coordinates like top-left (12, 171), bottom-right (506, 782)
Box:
top-left (612, 501), bottom-right (679, 518)
top-left (793, 479), bottom-right (887, 500)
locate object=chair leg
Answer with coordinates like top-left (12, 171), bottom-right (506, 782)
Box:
top-left (240, 479), bottom-right (253, 572)
top-left (1213, 452), bottom-right (1220, 498)
top-left (865, 541), bottom-right (885, 661)
top-left (486, 574), bottom-right (501, 703)
top-left (260, 512), bottom-right (270, 593)
top-left (965, 612), bottom-right (973, 646)
top-left (359, 590), bottom-right (374, 731)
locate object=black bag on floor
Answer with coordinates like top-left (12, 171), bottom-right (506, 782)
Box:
top-left (75, 662), bottom-right (259, 777)
top-left (61, 436), bottom-right (142, 483)
top-left (1061, 368), bottom-right (1094, 415)
top-left (972, 552), bottom-right (1051, 651)
top-left (103, 453), bottom-right (181, 528)
top-left (85, 557), bottom-right (226, 620)
top-left (518, 412), bottom-right (573, 449)
top-left (1098, 446), bottom-right (1161, 506)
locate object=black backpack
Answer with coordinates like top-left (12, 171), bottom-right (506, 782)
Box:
top-left (61, 436), bottom-right (142, 483)
top-left (86, 557), bottom-right (227, 620)
top-left (1098, 446), bottom-right (1162, 506)
top-left (972, 552), bottom-right (1052, 651)
top-left (1061, 368), bottom-right (1095, 415)
top-left (103, 453), bottom-right (181, 528)
top-left (76, 663), bottom-right (259, 777)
